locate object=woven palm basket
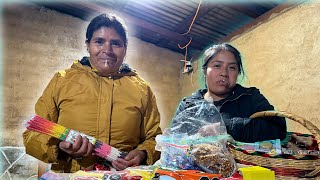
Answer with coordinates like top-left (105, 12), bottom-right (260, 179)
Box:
top-left (228, 111), bottom-right (320, 178)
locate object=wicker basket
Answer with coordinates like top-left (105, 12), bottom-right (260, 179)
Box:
top-left (228, 111), bottom-right (320, 178)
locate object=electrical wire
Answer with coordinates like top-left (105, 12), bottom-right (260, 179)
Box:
top-left (178, 0), bottom-right (202, 74)
top-left (181, 0), bottom-right (202, 36)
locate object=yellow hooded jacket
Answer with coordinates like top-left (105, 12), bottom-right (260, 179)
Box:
top-left (23, 59), bottom-right (162, 172)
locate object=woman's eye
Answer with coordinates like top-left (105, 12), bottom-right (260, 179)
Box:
top-left (213, 64), bottom-right (221, 68)
top-left (229, 66), bottom-right (237, 70)
top-left (111, 41), bottom-right (122, 47)
top-left (112, 42), bottom-right (120, 46)
top-left (95, 40), bottom-right (103, 45)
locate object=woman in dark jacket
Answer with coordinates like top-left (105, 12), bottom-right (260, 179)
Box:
top-left (173, 43), bottom-right (286, 143)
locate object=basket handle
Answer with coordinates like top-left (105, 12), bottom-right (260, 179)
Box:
top-left (249, 111), bottom-right (320, 150)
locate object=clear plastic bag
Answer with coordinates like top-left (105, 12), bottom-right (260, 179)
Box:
top-left (155, 133), bottom-right (198, 170)
top-left (155, 134), bottom-right (237, 177)
top-left (155, 100), bottom-right (237, 177)
top-left (170, 100), bottom-right (227, 136)
top-left (229, 117), bottom-right (251, 131)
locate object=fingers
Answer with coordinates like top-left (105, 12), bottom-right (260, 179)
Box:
top-left (59, 141), bottom-right (72, 150)
top-left (124, 150), bottom-right (146, 165)
top-left (111, 150), bottom-right (145, 170)
top-left (74, 136), bottom-right (88, 157)
top-left (124, 150), bottom-right (137, 161)
top-left (71, 135), bottom-right (83, 153)
top-left (198, 125), bottom-right (219, 136)
top-left (121, 156), bottom-right (138, 167)
top-left (198, 127), bottom-right (205, 135)
top-left (58, 135), bottom-right (94, 158)
top-left (112, 157), bottom-right (140, 170)
top-left (112, 159), bottom-right (128, 170)
top-left (84, 139), bottom-right (94, 157)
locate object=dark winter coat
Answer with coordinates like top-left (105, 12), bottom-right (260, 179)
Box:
top-left (173, 84), bottom-right (287, 142)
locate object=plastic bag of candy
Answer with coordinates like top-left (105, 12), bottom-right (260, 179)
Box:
top-left (155, 100), bottom-right (237, 177)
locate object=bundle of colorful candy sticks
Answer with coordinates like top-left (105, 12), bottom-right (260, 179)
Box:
top-left (25, 115), bottom-right (125, 162)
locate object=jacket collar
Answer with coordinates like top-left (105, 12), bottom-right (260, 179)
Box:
top-left (72, 56), bottom-right (137, 79)
top-left (189, 84), bottom-right (252, 102)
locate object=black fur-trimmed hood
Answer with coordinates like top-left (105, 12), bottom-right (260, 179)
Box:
top-left (78, 56), bottom-right (136, 79)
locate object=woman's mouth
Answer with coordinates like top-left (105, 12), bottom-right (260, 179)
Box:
top-left (217, 79), bottom-right (229, 86)
top-left (99, 58), bottom-right (116, 67)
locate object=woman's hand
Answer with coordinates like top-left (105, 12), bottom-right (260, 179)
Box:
top-left (112, 150), bottom-right (146, 170)
top-left (198, 122), bottom-right (221, 136)
top-left (58, 135), bottom-right (94, 158)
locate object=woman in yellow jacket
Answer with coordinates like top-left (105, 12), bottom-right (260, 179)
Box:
top-left (23, 13), bottom-right (162, 173)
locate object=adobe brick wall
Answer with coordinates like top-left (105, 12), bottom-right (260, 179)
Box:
top-left (2, 3), bottom-right (184, 147)
top-left (230, 2), bottom-right (320, 133)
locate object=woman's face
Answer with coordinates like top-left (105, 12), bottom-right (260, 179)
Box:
top-left (86, 27), bottom-right (126, 75)
top-left (205, 50), bottom-right (239, 98)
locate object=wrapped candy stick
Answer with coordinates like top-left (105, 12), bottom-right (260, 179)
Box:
top-left (25, 115), bottom-right (126, 162)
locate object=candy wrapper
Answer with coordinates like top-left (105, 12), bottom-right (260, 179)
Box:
top-left (235, 139), bottom-right (282, 155)
top-left (70, 170), bottom-right (142, 180)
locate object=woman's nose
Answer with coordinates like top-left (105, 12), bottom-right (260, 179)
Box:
top-left (220, 67), bottom-right (229, 77)
top-left (102, 43), bottom-right (112, 53)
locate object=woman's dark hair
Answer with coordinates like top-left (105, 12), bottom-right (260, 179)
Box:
top-left (86, 13), bottom-right (128, 47)
top-left (202, 43), bottom-right (244, 76)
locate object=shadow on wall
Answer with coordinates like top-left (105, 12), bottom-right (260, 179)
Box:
top-left (0, 147), bottom-right (38, 180)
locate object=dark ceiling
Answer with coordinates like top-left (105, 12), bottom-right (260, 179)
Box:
top-left (31, 0), bottom-right (289, 57)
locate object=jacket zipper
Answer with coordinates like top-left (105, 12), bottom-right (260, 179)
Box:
top-left (108, 77), bottom-right (114, 144)
top-left (220, 93), bottom-right (251, 111)
top-left (96, 77), bottom-right (102, 140)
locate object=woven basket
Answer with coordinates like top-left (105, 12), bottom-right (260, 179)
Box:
top-left (228, 111), bottom-right (320, 178)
